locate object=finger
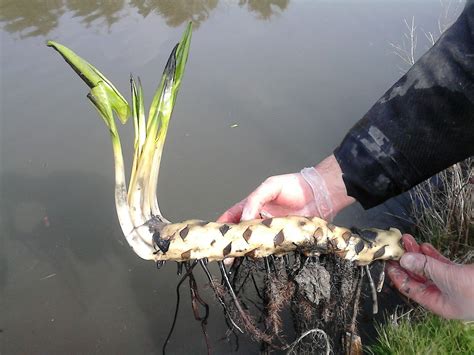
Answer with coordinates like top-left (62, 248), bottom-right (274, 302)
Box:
top-left (402, 234), bottom-right (421, 253)
top-left (400, 253), bottom-right (456, 288)
top-left (260, 204), bottom-right (291, 218)
top-left (241, 179), bottom-right (282, 221)
top-left (259, 210), bottom-right (273, 219)
top-left (420, 243), bottom-right (454, 265)
top-left (217, 199), bottom-right (246, 223)
top-left (387, 260), bottom-right (426, 283)
top-left (224, 257), bottom-right (234, 266)
top-left (400, 253), bottom-right (430, 278)
top-left (386, 262), bottom-right (431, 294)
top-left (386, 262), bottom-right (445, 313)
top-left (389, 255), bottom-right (467, 319)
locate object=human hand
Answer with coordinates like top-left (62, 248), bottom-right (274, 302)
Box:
top-left (217, 154), bottom-right (355, 223)
top-left (217, 155), bottom-right (355, 265)
top-left (387, 234), bottom-right (474, 320)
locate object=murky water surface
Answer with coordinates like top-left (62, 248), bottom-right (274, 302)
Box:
top-left (0, 1), bottom-right (460, 353)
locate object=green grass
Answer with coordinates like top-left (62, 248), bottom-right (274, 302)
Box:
top-left (367, 310), bottom-right (474, 355)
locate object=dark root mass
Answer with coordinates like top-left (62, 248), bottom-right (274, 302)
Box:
top-left (162, 255), bottom-right (384, 354)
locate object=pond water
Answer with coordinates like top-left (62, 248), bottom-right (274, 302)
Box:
top-left (0, 1), bottom-right (463, 353)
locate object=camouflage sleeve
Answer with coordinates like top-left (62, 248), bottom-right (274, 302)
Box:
top-left (334, 0), bottom-right (474, 208)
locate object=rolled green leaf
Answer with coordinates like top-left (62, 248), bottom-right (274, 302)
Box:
top-left (87, 82), bottom-right (118, 137)
top-left (130, 76), bottom-right (147, 189)
top-left (148, 22), bottom-right (192, 126)
top-left (47, 41), bottom-right (130, 123)
top-left (128, 22), bottom-right (193, 218)
top-left (173, 21), bottom-right (193, 102)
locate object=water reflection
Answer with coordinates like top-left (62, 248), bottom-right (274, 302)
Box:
top-left (0, 0), bottom-right (65, 38)
top-left (239, 0), bottom-right (289, 20)
top-left (0, 0), bottom-right (290, 38)
top-left (66, 0), bottom-right (126, 28)
top-left (130, 0), bottom-right (218, 27)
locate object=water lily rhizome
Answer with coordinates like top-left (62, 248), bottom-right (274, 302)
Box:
top-left (48, 23), bottom-right (406, 354)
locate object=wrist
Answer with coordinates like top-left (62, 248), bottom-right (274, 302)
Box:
top-left (313, 154), bottom-right (355, 215)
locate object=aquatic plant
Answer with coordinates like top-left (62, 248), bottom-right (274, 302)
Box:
top-left (48, 23), bottom-right (404, 267)
top-left (48, 23), bottom-right (405, 352)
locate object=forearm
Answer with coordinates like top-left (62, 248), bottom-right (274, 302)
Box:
top-left (334, 1), bottom-right (474, 208)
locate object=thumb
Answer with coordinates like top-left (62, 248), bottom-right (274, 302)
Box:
top-left (241, 179), bottom-right (281, 221)
top-left (400, 252), bottom-right (451, 285)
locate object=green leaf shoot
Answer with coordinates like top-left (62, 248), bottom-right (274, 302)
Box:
top-left (47, 40), bottom-right (130, 124)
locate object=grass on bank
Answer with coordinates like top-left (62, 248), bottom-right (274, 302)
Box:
top-left (367, 309), bottom-right (474, 355)
top-left (410, 158), bottom-right (473, 263)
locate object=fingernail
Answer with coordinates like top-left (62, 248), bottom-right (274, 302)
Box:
top-left (260, 210), bottom-right (271, 219)
top-left (400, 253), bottom-right (421, 271)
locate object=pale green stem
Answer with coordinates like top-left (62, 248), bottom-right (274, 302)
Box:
top-left (111, 135), bottom-right (155, 260)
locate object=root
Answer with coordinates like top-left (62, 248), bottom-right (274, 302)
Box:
top-left (158, 247), bottom-right (377, 353)
top-left (187, 266), bottom-right (210, 354)
top-left (365, 264), bottom-right (379, 314)
top-left (162, 260), bottom-right (199, 355)
top-left (285, 328), bottom-right (331, 355)
top-left (199, 260), bottom-right (243, 334)
top-left (347, 267), bottom-right (363, 355)
top-left (218, 261), bottom-right (274, 344)
top-left (264, 266), bottom-right (295, 336)
top-left (377, 261), bottom-right (386, 293)
top-left (289, 255), bottom-right (358, 354)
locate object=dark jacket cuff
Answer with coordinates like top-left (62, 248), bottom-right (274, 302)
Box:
top-left (334, 126), bottom-right (419, 209)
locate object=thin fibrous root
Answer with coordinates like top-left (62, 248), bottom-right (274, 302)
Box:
top-left (347, 267), bottom-right (363, 355)
top-left (365, 265), bottom-right (378, 315)
top-left (199, 260), bottom-right (244, 334)
top-left (218, 261), bottom-right (273, 344)
top-left (162, 260), bottom-right (198, 355)
top-left (285, 329), bottom-right (331, 355)
top-left (377, 260), bottom-right (386, 293)
top-left (187, 265), bottom-right (211, 355)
